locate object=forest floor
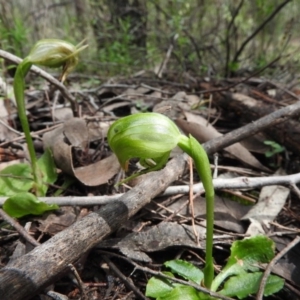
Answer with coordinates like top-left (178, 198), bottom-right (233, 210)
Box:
top-left (1, 65), bottom-right (300, 300)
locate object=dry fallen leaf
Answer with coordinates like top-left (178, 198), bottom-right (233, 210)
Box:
top-left (176, 112), bottom-right (270, 172)
top-left (97, 222), bottom-right (207, 262)
top-left (36, 206), bottom-right (77, 235)
top-left (163, 195), bottom-right (250, 233)
top-left (43, 117), bottom-right (120, 186)
top-left (242, 168), bottom-right (290, 235)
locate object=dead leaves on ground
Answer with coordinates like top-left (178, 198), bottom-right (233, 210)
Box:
top-left (1, 73), bottom-right (300, 295)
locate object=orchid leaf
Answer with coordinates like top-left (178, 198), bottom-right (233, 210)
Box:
top-left (3, 192), bottom-right (59, 218)
top-left (36, 148), bottom-right (58, 196)
top-left (211, 235), bottom-right (275, 292)
top-left (0, 164), bottom-right (33, 196)
top-left (158, 285), bottom-right (213, 300)
top-left (145, 272), bottom-right (175, 298)
top-left (219, 272), bottom-right (284, 299)
top-left (164, 260), bottom-right (204, 284)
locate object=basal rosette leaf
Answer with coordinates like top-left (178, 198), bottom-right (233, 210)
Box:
top-left (3, 192), bottom-right (59, 218)
top-left (211, 235), bottom-right (276, 292)
top-left (0, 164), bottom-right (33, 196)
top-left (164, 259), bottom-right (204, 284)
top-left (219, 272), bottom-right (284, 299)
top-left (36, 148), bottom-right (58, 196)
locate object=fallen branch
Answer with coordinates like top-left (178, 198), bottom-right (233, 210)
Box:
top-left (0, 172), bottom-right (299, 206)
top-left (205, 91), bottom-right (300, 154)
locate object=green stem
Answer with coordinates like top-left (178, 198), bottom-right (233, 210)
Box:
top-left (178, 134), bottom-right (215, 288)
top-left (14, 59), bottom-right (42, 195)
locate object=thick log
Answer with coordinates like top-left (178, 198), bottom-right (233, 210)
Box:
top-left (215, 92), bottom-right (300, 154)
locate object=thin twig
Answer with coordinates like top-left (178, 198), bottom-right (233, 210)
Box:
top-left (199, 55), bottom-right (281, 94)
top-left (256, 235), bottom-right (300, 300)
top-left (102, 255), bottom-right (147, 300)
top-left (68, 264), bottom-right (88, 300)
top-left (224, 0), bottom-right (245, 76)
top-left (0, 121), bottom-right (62, 147)
top-left (269, 221), bottom-right (300, 234)
top-left (231, 0), bottom-right (292, 66)
top-left (0, 119), bottom-right (22, 136)
top-left (0, 208), bottom-right (40, 247)
top-left (290, 183), bottom-right (300, 199)
top-left (1, 172), bottom-right (300, 206)
top-left (204, 96), bottom-right (300, 154)
top-left (156, 34), bottom-right (178, 78)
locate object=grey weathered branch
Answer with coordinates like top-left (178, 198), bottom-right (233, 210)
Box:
top-left (0, 172), bottom-right (300, 206)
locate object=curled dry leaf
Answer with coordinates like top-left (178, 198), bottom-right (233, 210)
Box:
top-left (97, 222), bottom-right (207, 262)
top-left (153, 91), bottom-right (192, 119)
top-left (176, 112), bottom-right (270, 172)
top-left (162, 195), bottom-right (250, 233)
top-left (242, 168), bottom-right (290, 235)
top-left (43, 117), bottom-right (120, 186)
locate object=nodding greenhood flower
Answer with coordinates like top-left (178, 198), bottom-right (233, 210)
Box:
top-left (108, 112), bottom-right (215, 288)
top-left (13, 39), bottom-right (86, 196)
top-left (108, 113), bottom-right (183, 171)
top-left (25, 39), bottom-right (87, 81)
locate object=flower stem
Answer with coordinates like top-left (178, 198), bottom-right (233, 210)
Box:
top-left (178, 134), bottom-right (215, 288)
top-left (14, 59), bottom-right (43, 195)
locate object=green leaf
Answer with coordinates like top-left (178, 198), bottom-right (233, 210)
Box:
top-left (146, 271), bottom-right (215, 300)
top-left (164, 260), bottom-right (204, 284)
top-left (53, 175), bottom-right (75, 196)
top-left (219, 272), bottom-right (284, 299)
top-left (159, 285), bottom-right (209, 300)
top-left (225, 236), bottom-right (274, 271)
top-left (3, 192), bottom-right (59, 218)
top-left (0, 164), bottom-right (33, 196)
top-left (37, 148), bottom-right (58, 196)
top-left (261, 274), bottom-right (285, 296)
top-left (145, 274), bottom-right (174, 298)
top-left (211, 236), bottom-right (275, 291)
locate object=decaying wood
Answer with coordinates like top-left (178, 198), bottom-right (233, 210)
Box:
top-left (213, 92), bottom-right (300, 154)
top-left (1, 96), bottom-right (300, 299)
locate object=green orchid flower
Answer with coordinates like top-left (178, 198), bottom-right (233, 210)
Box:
top-left (25, 39), bottom-right (87, 81)
top-left (108, 112), bottom-right (215, 288)
top-left (14, 39), bottom-right (87, 195)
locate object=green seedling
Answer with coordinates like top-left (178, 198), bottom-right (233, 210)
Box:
top-left (1, 39), bottom-right (87, 217)
top-left (108, 112), bottom-right (215, 288)
top-left (146, 236), bottom-right (284, 299)
top-left (264, 140), bottom-right (285, 158)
